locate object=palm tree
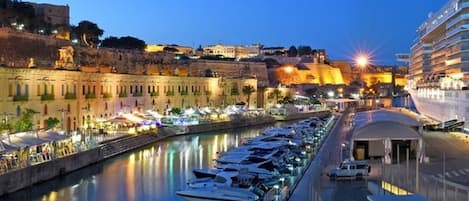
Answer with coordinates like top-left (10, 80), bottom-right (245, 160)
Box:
top-left (273, 88), bottom-right (282, 104)
top-left (242, 85), bottom-right (256, 108)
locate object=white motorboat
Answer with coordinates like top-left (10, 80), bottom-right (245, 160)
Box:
top-left (176, 187), bottom-right (259, 201)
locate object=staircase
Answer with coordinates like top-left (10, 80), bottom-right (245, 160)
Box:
top-left (100, 134), bottom-right (160, 159)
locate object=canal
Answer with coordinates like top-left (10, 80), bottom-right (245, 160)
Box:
top-left (0, 122), bottom-right (288, 201)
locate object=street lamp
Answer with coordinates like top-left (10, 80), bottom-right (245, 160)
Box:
top-left (355, 55), bottom-right (369, 68)
top-left (340, 143), bottom-right (346, 162)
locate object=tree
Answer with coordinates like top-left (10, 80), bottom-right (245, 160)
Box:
top-left (273, 88), bottom-right (282, 104)
top-left (101, 36), bottom-right (147, 50)
top-left (72, 20), bottom-right (104, 48)
top-left (14, 108), bottom-right (37, 132)
top-left (242, 85), bottom-right (256, 108)
top-left (170, 108), bottom-right (182, 115)
top-left (287, 46), bottom-right (297, 57)
top-left (46, 117), bottom-right (60, 129)
top-left (298, 46), bottom-right (312, 56)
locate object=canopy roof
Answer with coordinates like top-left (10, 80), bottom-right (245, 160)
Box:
top-left (352, 121), bottom-right (422, 141)
top-left (354, 109), bottom-right (421, 130)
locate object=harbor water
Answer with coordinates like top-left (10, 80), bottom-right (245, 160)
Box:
top-left (0, 123), bottom-right (287, 201)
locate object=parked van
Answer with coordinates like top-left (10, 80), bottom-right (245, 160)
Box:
top-left (327, 160), bottom-right (371, 179)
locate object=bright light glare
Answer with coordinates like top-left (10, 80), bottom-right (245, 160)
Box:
top-left (356, 55), bottom-right (368, 67)
top-left (284, 66), bottom-right (294, 73)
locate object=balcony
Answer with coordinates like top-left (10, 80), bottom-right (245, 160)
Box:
top-left (13, 95), bottom-right (28, 102)
top-left (40, 93), bottom-right (55, 101)
top-left (65, 93), bottom-right (77, 100)
top-left (205, 90), bottom-right (212, 96)
top-left (180, 91), bottom-right (188, 96)
top-left (85, 93), bottom-right (96, 99)
top-left (133, 92), bottom-right (143, 97)
top-left (119, 92), bottom-right (128, 98)
top-left (103, 92), bottom-right (112, 99)
top-left (193, 91), bottom-right (202, 96)
top-left (166, 91), bottom-right (175, 96)
top-left (150, 91), bottom-right (159, 97)
top-left (231, 91), bottom-right (239, 96)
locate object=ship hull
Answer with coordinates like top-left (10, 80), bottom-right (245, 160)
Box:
top-left (408, 88), bottom-right (469, 130)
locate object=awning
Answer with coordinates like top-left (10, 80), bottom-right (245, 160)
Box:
top-left (0, 141), bottom-right (19, 154)
top-left (8, 134), bottom-right (50, 147)
top-left (38, 131), bottom-right (70, 142)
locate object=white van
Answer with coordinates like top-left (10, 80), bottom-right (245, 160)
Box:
top-left (327, 160), bottom-right (371, 179)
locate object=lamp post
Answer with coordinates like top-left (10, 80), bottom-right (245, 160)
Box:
top-left (340, 143), bottom-right (346, 162)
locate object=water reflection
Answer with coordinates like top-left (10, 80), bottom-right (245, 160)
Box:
top-left (1, 124), bottom-right (279, 201)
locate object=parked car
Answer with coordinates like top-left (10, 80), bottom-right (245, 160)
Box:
top-left (327, 160), bottom-right (371, 179)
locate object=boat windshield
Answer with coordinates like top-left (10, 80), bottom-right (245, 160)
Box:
top-left (214, 175), bottom-right (227, 183)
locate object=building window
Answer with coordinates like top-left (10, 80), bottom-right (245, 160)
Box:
top-left (140, 85), bottom-right (143, 93)
top-left (62, 84), bottom-right (64, 96)
top-left (82, 85), bottom-right (86, 95)
top-left (152, 99), bottom-right (155, 105)
top-left (67, 104), bottom-right (71, 112)
top-left (148, 86), bottom-right (151, 93)
top-left (101, 85), bottom-right (104, 94)
top-left (130, 86), bottom-right (133, 94)
top-left (51, 85), bottom-right (54, 95)
top-left (8, 84), bottom-right (13, 97)
top-left (105, 102), bottom-right (108, 110)
top-left (37, 84), bottom-right (40, 96)
top-left (25, 84), bottom-right (29, 96)
top-left (73, 84), bottom-right (77, 94)
top-left (92, 86), bottom-right (96, 94)
top-left (44, 104), bottom-right (48, 115)
top-left (16, 84), bottom-right (21, 96)
top-left (178, 86), bottom-right (181, 92)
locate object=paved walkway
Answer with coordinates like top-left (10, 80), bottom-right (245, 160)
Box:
top-left (289, 111), bottom-right (353, 201)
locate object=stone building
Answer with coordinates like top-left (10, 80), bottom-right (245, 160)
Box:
top-left (0, 67), bottom-right (257, 132)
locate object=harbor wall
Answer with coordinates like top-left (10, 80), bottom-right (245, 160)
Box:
top-left (0, 148), bottom-right (102, 195)
top-left (273, 110), bottom-right (331, 121)
top-left (187, 116), bottom-right (275, 134)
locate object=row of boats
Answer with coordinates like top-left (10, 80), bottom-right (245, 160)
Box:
top-left (176, 115), bottom-right (335, 201)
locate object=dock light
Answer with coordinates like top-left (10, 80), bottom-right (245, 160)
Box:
top-left (284, 66), bottom-right (294, 73)
top-left (327, 91), bottom-right (335, 98)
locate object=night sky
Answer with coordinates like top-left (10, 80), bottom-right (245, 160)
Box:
top-left (35, 0), bottom-right (448, 65)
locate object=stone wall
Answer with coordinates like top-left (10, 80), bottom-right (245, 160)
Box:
top-left (187, 60), bottom-right (269, 87)
top-left (0, 148), bottom-right (102, 195)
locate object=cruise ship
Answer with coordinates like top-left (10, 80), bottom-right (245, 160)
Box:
top-left (409, 0), bottom-right (469, 130)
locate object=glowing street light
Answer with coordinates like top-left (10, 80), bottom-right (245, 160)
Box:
top-left (356, 55), bottom-right (369, 68)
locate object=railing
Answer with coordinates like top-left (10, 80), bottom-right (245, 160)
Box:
top-left (40, 93), bottom-right (55, 101)
top-left (150, 91), bottom-right (159, 97)
top-left (166, 91), bottom-right (175, 96)
top-left (180, 91), bottom-right (188, 96)
top-left (132, 92), bottom-right (143, 97)
top-left (118, 92), bottom-right (128, 98)
top-left (64, 93), bottom-right (77, 100)
top-left (102, 92), bottom-right (112, 99)
top-left (85, 93), bottom-right (96, 99)
top-left (13, 95), bottom-right (28, 102)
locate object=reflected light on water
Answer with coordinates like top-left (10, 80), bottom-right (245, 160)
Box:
top-left (5, 124), bottom-right (282, 201)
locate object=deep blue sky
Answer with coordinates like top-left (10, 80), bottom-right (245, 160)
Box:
top-left (35, 0), bottom-right (447, 64)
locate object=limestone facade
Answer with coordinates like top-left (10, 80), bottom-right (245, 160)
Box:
top-left (0, 67), bottom-right (257, 132)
